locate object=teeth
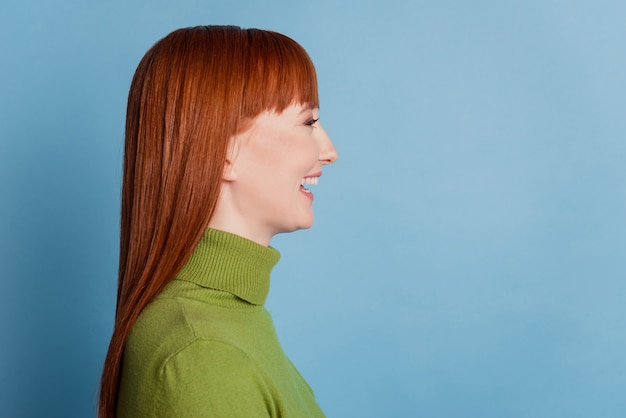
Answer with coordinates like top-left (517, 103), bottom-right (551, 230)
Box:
top-left (302, 177), bottom-right (319, 185)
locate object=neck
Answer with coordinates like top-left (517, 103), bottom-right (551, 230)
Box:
top-left (207, 219), bottom-right (273, 247)
top-left (175, 228), bottom-right (281, 306)
top-left (208, 186), bottom-right (274, 246)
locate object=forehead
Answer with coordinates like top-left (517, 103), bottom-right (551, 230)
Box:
top-left (241, 104), bottom-right (313, 134)
top-left (264, 103), bottom-right (316, 119)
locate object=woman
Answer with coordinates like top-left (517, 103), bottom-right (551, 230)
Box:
top-left (99, 25), bottom-right (338, 417)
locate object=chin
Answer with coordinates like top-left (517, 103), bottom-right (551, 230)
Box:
top-left (283, 217), bottom-right (315, 234)
top-left (298, 215), bottom-right (315, 230)
top-left (299, 222), bottom-right (314, 231)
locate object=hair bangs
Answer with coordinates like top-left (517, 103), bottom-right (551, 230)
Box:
top-left (241, 29), bottom-right (319, 118)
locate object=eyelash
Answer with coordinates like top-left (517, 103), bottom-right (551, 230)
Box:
top-left (305, 118), bottom-right (319, 126)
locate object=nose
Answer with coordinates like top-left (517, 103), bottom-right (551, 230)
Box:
top-left (317, 123), bottom-right (338, 165)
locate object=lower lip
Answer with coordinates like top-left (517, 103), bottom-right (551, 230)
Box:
top-left (299, 185), bottom-right (314, 201)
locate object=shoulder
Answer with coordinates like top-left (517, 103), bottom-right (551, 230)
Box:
top-left (162, 338), bottom-right (267, 385)
top-left (119, 297), bottom-right (276, 417)
top-left (155, 339), bottom-right (275, 416)
top-left (129, 289), bottom-right (267, 354)
top-left (119, 338), bottom-right (275, 417)
top-left (126, 295), bottom-right (198, 358)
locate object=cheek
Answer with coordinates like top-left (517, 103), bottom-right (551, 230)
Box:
top-left (291, 141), bottom-right (319, 171)
top-left (265, 143), bottom-right (317, 181)
top-left (249, 132), bottom-right (318, 183)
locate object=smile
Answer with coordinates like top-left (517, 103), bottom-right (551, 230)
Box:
top-left (301, 176), bottom-right (319, 186)
top-left (300, 173), bottom-right (321, 192)
top-left (300, 175), bottom-right (320, 200)
top-left (302, 171), bottom-right (322, 186)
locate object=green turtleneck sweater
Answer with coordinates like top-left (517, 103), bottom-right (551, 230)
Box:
top-left (117, 229), bottom-right (325, 417)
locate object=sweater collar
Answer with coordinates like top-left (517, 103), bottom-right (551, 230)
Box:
top-left (175, 228), bottom-right (281, 305)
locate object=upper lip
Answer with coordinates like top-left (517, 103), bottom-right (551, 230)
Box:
top-left (303, 171), bottom-right (322, 179)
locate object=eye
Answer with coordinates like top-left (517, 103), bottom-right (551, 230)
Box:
top-left (305, 118), bottom-right (319, 127)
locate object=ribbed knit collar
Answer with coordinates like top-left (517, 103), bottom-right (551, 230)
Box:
top-left (175, 228), bottom-right (281, 306)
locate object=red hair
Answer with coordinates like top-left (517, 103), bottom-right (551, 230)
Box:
top-left (98, 25), bottom-right (318, 417)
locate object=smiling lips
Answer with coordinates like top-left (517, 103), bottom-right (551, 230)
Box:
top-left (300, 172), bottom-right (322, 200)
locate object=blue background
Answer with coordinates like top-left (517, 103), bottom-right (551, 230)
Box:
top-left (1, 1), bottom-right (625, 417)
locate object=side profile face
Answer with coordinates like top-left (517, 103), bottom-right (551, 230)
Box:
top-left (212, 103), bottom-right (338, 245)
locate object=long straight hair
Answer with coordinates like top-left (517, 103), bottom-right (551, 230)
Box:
top-left (98, 25), bottom-right (319, 417)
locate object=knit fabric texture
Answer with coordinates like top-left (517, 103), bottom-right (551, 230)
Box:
top-left (117, 228), bottom-right (325, 417)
